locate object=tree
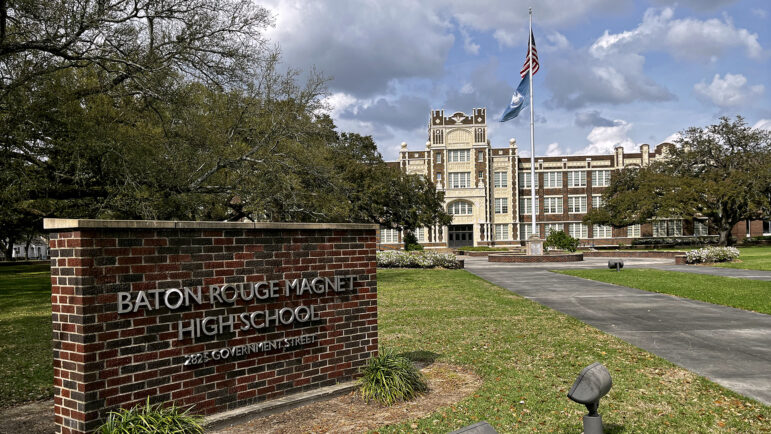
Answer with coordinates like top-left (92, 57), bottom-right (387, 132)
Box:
top-left (584, 116), bottom-right (771, 245)
top-left (0, 1), bottom-right (451, 259)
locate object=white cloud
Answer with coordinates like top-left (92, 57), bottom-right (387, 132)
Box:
top-left (590, 7), bottom-right (764, 61)
top-left (262, 0), bottom-right (454, 96)
top-left (575, 120), bottom-right (637, 155)
top-left (459, 28), bottom-right (480, 55)
top-left (753, 119), bottom-right (771, 131)
top-left (542, 32), bottom-right (571, 52)
top-left (545, 142), bottom-right (564, 156)
top-left (693, 73), bottom-right (765, 107)
top-left (323, 92), bottom-right (358, 118)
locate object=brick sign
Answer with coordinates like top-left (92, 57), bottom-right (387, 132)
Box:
top-left (44, 219), bottom-right (378, 434)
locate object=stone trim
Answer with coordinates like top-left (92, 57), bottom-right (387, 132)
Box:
top-left (43, 219), bottom-right (379, 231)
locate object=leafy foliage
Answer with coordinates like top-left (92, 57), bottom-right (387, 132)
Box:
top-left (584, 117), bottom-right (771, 246)
top-left (544, 230), bottom-right (579, 252)
top-left (97, 398), bottom-right (203, 434)
top-left (685, 247), bottom-right (740, 264)
top-left (0, 1), bottom-right (450, 257)
top-left (376, 251), bottom-right (460, 269)
top-left (359, 350), bottom-right (428, 406)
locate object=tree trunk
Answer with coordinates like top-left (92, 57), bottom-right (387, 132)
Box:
top-left (717, 227), bottom-right (733, 246)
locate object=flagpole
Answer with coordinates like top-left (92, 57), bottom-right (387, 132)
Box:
top-left (528, 7), bottom-right (536, 238)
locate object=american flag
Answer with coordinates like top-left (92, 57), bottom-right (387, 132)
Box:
top-left (519, 31), bottom-right (539, 78)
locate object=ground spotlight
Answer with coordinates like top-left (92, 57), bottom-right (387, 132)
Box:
top-left (608, 259), bottom-right (623, 272)
top-left (567, 362), bottom-right (612, 434)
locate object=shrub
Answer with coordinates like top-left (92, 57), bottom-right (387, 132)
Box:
top-left (402, 231), bottom-right (419, 250)
top-left (685, 246), bottom-right (740, 264)
top-left (97, 398), bottom-right (204, 434)
top-left (544, 230), bottom-right (579, 252)
top-left (359, 350), bottom-right (428, 406)
top-left (376, 250), bottom-right (460, 268)
top-left (405, 243), bottom-right (424, 251)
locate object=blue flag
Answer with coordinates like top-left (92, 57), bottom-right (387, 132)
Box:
top-left (499, 73), bottom-right (530, 122)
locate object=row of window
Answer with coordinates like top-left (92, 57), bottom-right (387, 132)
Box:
top-left (437, 170), bottom-right (611, 189)
top-left (449, 194), bottom-right (605, 216)
top-left (519, 170), bottom-right (611, 188)
top-left (383, 220), bottom-right (710, 243)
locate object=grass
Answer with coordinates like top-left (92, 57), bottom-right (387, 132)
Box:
top-left (554, 269), bottom-right (771, 315)
top-left (713, 246), bottom-right (771, 271)
top-left (378, 269), bottom-right (769, 433)
top-left (0, 263), bottom-right (53, 408)
top-left (1, 265), bottom-right (769, 432)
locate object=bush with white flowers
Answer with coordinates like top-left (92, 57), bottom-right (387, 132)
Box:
top-left (376, 250), bottom-right (461, 269)
top-left (685, 246), bottom-right (740, 264)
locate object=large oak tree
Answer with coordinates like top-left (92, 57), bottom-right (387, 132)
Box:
top-left (584, 117), bottom-right (771, 245)
top-left (0, 0), bottom-right (449, 258)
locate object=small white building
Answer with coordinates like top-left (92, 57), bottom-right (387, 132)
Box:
top-left (11, 237), bottom-right (49, 260)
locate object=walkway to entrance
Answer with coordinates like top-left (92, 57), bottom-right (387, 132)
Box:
top-left (464, 256), bottom-right (771, 405)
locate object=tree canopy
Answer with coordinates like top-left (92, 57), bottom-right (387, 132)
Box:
top-left (584, 116), bottom-right (771, 245)
top-left (0, 0), bottom-right (449, 258)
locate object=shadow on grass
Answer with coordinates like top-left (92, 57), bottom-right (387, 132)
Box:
top-left (397, 350), bottom-right (441, 364)
top-left (604, 423), bottom-right (626, 433)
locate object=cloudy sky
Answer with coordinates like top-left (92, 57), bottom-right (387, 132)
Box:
top-left (260, 0), bottom-right (770, 160)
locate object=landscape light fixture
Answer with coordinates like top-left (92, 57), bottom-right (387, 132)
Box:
top-left (567, 362), bottom-right (613, 434)
top-left (608, 259), bottom-right (624, 272)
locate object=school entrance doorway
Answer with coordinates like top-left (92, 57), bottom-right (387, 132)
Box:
top-left (448, 225), bottom-right (474, 248)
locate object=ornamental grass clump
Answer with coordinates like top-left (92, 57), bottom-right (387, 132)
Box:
top-left (376, 250), bottom-right (459, 268)
top-left (97, 398), bottom-right (204, 434)
top-left (685, 246), bottom-right (740, 264)
top-left (359, 350), bottom-right (428, 406)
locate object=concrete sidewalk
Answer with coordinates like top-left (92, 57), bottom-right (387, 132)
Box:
top-left (463, 256), bottom-right (771, 405)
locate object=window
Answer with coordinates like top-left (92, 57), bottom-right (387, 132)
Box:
top-left (628, 224), bottom-right (641, 238)
top-left (544, 196), bottom-right (563, 214)
top-left (448, 149), bottom-right (470, 162)
top-left (519, 197), bottom-right (539, 214)
top-left (478, 171), bottom-right (484, 181)
top-left (436, 173), bottom-right (442, 182)
top-left (591, 195), bottom-right (604, 209)
top-left (653, 220), bottom-right (683, 237)
top-left (764, 220), bottom-right (771, 235)
top-left (477, 150), bottom-right (484, 162)
top-left (435, 152), bottom-right (442, 163)
top-left (494, 172), bottom-right (508, 188)
top-left (694, 220), bottom-right (708, 236)
top-left (592, 170), bottom-right (611, 187)
top-left (568, 196), bottom-right (587, 213)
top-left (415, 227), bottom-right (426, 242)
top-left (543, 172), bottom-right (562, 188)
top-left (495, 198), bottom-right (509, 214)
top-left (448, 201), bottom-right (473, 215)
top-left (568, 223), bottom-right (588, 239)
top-left (519, 171), bottom-right (538, 189)
top-left (433, 129), bottom-right (444, 145)
top-left (448, 172), bottom-right (470, 188)
top-left (593, 225), bottom-right (613, 238)
top-left (495, 224), bottom-right (509, 240)
top-left (475, 127), bottom-right (485, 143)
top-left (545, 223), bottom-right (563, 235)
top-left (567, 171), bottom-right (586, 187)
top-left (381, 228), bottom-right (399, 244)
top-left (520, 224), bottom-right (534, 240)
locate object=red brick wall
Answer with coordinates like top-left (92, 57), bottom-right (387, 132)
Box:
top-left (46, 220), bottom-right (378, 434)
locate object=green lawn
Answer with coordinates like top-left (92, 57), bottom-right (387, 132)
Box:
top-left (1, 265), bottom-right (769, 432)
top-left (714, 246), bottom-right (771, 271)
top-left (0, 263), bottom-right (53, 408)
top-left (379, 269), bottom-right (769, 433)
top-left (555, 269), bottom-right (771, 315)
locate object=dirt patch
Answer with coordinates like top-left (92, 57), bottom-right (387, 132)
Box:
top-left (211, 362), bottom-right (482, 434)
top-left (0, 363), bottom-right (480, 434)
top-left (0, 399), bottom-right (55, 434)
